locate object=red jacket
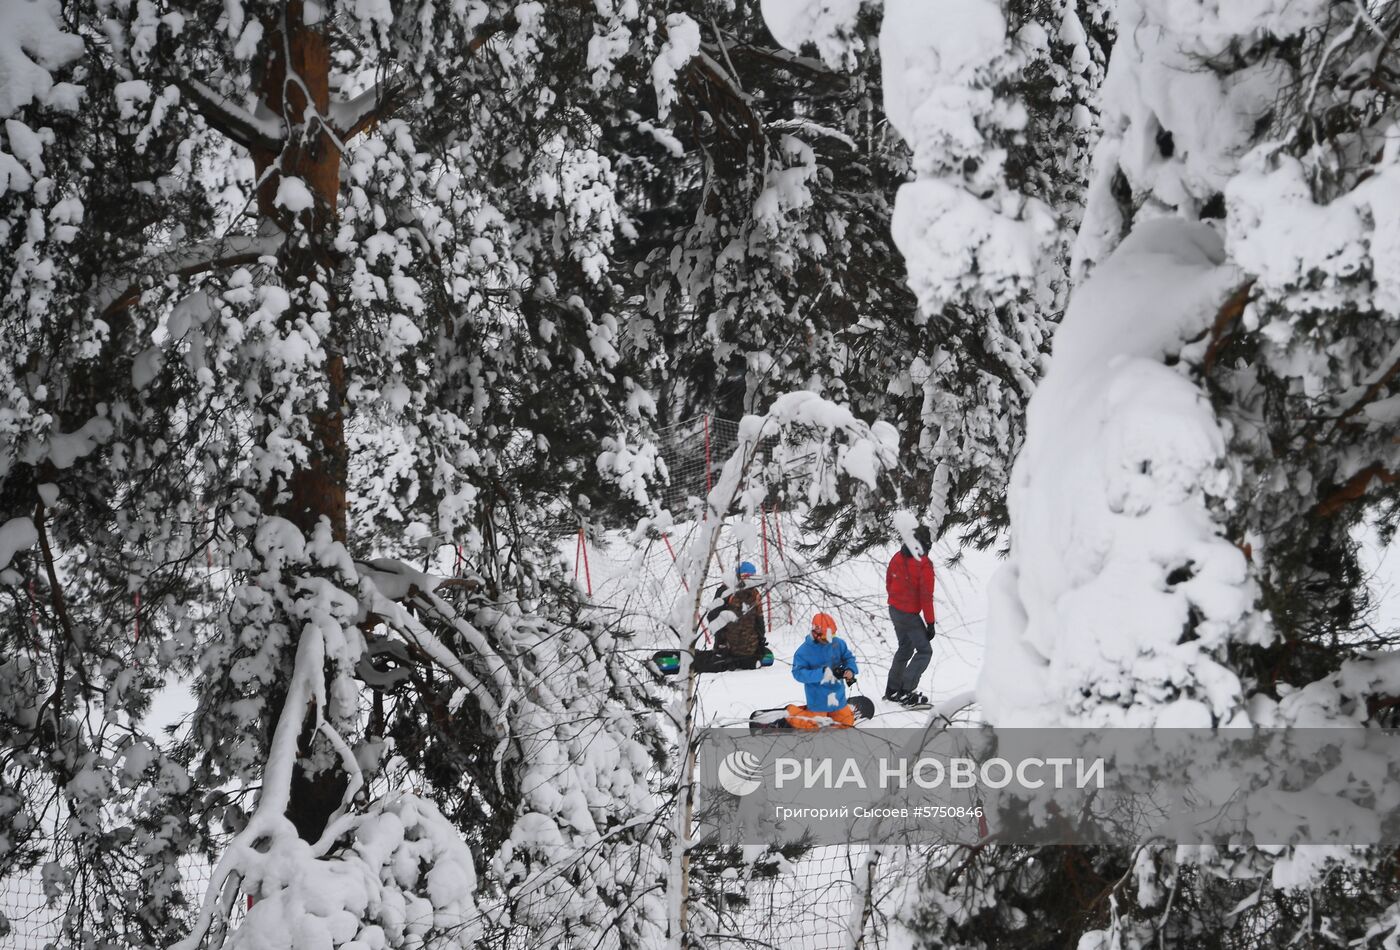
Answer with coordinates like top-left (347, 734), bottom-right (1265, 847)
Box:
top-left (886, 549), bottom-right (935, 624)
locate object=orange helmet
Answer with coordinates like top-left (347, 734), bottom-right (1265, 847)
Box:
top-left (811, 612), bottom-right (837, 637)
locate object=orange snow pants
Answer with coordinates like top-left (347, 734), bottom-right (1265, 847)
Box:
top-left (785, 704), bottom-right (856, 729)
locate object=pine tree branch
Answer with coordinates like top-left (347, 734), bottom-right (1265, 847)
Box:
top-left (1202, 281), bottom-right (1256, 374)
top-left (33, 496), bottom-right (95, 702)
top-left (174, 76), bottom-right (282, 152)
top-left (1329, 346), bottom-right (1400, 432)
top-left (703, 36), bottom-right (835, 78)
top-left (333, 16), bottom-right (515, 140)
top-left (94, 231), bottom-right (284, 320)
top-left (1312, 462), bottom-right (1398, 519)
top-left (331, 78), bottom-right (405, 140)
top-left (32, 498), bottom-right (77, 651)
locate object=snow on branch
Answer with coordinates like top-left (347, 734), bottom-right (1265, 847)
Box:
top-left (0, 0), bottom-right (84, 118)
top-left (761, 0), bottom-right (1056, 315)
top-left (655, 391), bottom-right (899, 639)
top-left (331, 15), bottom-right (516, 140)
top-left (93, 230), bottom-right (284, 319)
top-left (331, 76), bottom-right (407, 140)
top-left (174, 76), bottom-right (282, 151)
top-left (759, 0), bottom-right (867, 70)
top-left (360, 582), bottom-right (507, 729)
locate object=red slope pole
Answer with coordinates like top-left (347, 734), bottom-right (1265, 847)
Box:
top-left (580, 527), bottom-right (593, 597)
top-left (773, 500), bottom-right (792, 624)
top-left (662, 534), bottom-right (687, 591)
top-left (574, 524), bottom-right (592, 597)
top-left (700, 414), bottom-right (711, 498)
top-left (760, 505), bottom-right (771, 630)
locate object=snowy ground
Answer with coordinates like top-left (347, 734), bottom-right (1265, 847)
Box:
top-left (572, 519), bottom-right (1000, 729)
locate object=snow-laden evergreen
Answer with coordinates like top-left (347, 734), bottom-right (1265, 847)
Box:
top-left (8, 0), bottom-right (1400, 947)
top-left (905, 1), bottom-right (1400, 946)
top-left (2, 3), bottom-right (677, 946)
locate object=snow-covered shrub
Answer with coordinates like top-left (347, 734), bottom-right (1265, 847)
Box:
top-left (225, 796), bottom-right (479, 950)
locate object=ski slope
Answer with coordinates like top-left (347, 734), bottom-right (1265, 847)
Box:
top-left (573, 524), bottom-right (999, 726)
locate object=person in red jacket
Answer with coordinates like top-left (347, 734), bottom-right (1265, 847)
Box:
top-left (884, 524), bottom-right (935, 706)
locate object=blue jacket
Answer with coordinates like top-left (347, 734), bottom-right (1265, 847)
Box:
top-left (792, 635), bottom-right (859, 712)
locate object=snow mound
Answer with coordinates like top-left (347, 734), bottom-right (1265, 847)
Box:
top-left (228, 795), bottom-right (479, 950)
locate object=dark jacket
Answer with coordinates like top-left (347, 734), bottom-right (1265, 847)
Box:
top-left (705, 582), bottom-right (767, 656)
top-left (886, 547), bottom-right (935, 625)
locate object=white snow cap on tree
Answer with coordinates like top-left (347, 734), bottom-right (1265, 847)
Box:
top-left (892, 509), bottom-right (924, 558)
top-left (1072, 0), bottom-right (1297, 276)
top-left (880, 0), bottom-right (1056, 314)
top-left (759, 0), bottom-right (867, 69)
top-left (652, 13), bottom-right (700, 120)
top-left (0, 0), bottom-right (83, 118)
top-left (760, 0), bottom-right (1057, 315)
top-left (980, 219), bottom-right (1268, 728)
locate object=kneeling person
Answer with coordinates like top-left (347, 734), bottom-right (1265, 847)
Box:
top-left (786, 612), bottom-right (859, 729)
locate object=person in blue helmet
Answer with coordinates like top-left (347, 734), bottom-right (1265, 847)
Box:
top-left (704, 560), bottom-right (768, 670)
top-left (786, 612), bottom-right (859, 728)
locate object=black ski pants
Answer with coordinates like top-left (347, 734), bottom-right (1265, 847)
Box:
top-left (885, 606), bottom-right (932, 694)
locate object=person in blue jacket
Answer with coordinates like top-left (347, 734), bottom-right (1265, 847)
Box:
top-left (786, 612), bottom-right (859, 728)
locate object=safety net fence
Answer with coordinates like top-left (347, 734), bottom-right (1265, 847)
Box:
top-left (1, 839), bottom-right (926, 949)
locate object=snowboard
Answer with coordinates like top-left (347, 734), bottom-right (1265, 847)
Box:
top-left (651, 649), bottom-right (774, 675)
top-left (748, 695), bottom-right (877, 733)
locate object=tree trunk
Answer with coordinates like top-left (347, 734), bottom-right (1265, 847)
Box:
top-left (253, 0), bottom-right (349, 843)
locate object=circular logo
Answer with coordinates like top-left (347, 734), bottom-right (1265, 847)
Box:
top-left (717, 749), bottom-right (764, 797)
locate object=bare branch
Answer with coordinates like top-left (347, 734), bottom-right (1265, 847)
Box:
top-left (1201, 281), bottom-right (1256, 374)
top-left (1312, 462), bottom-right (1399, 519)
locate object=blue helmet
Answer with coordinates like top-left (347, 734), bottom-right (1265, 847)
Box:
top-left (737, 560), bottom-right (758, 577)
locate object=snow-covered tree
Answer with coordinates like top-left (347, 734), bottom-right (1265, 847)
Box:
top-left (1, 2), bottom-right (676, 946)
top-left (752, 0), bottom-right (1110, 548)
top-left (910, 1), bottom-right (1400, 946)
